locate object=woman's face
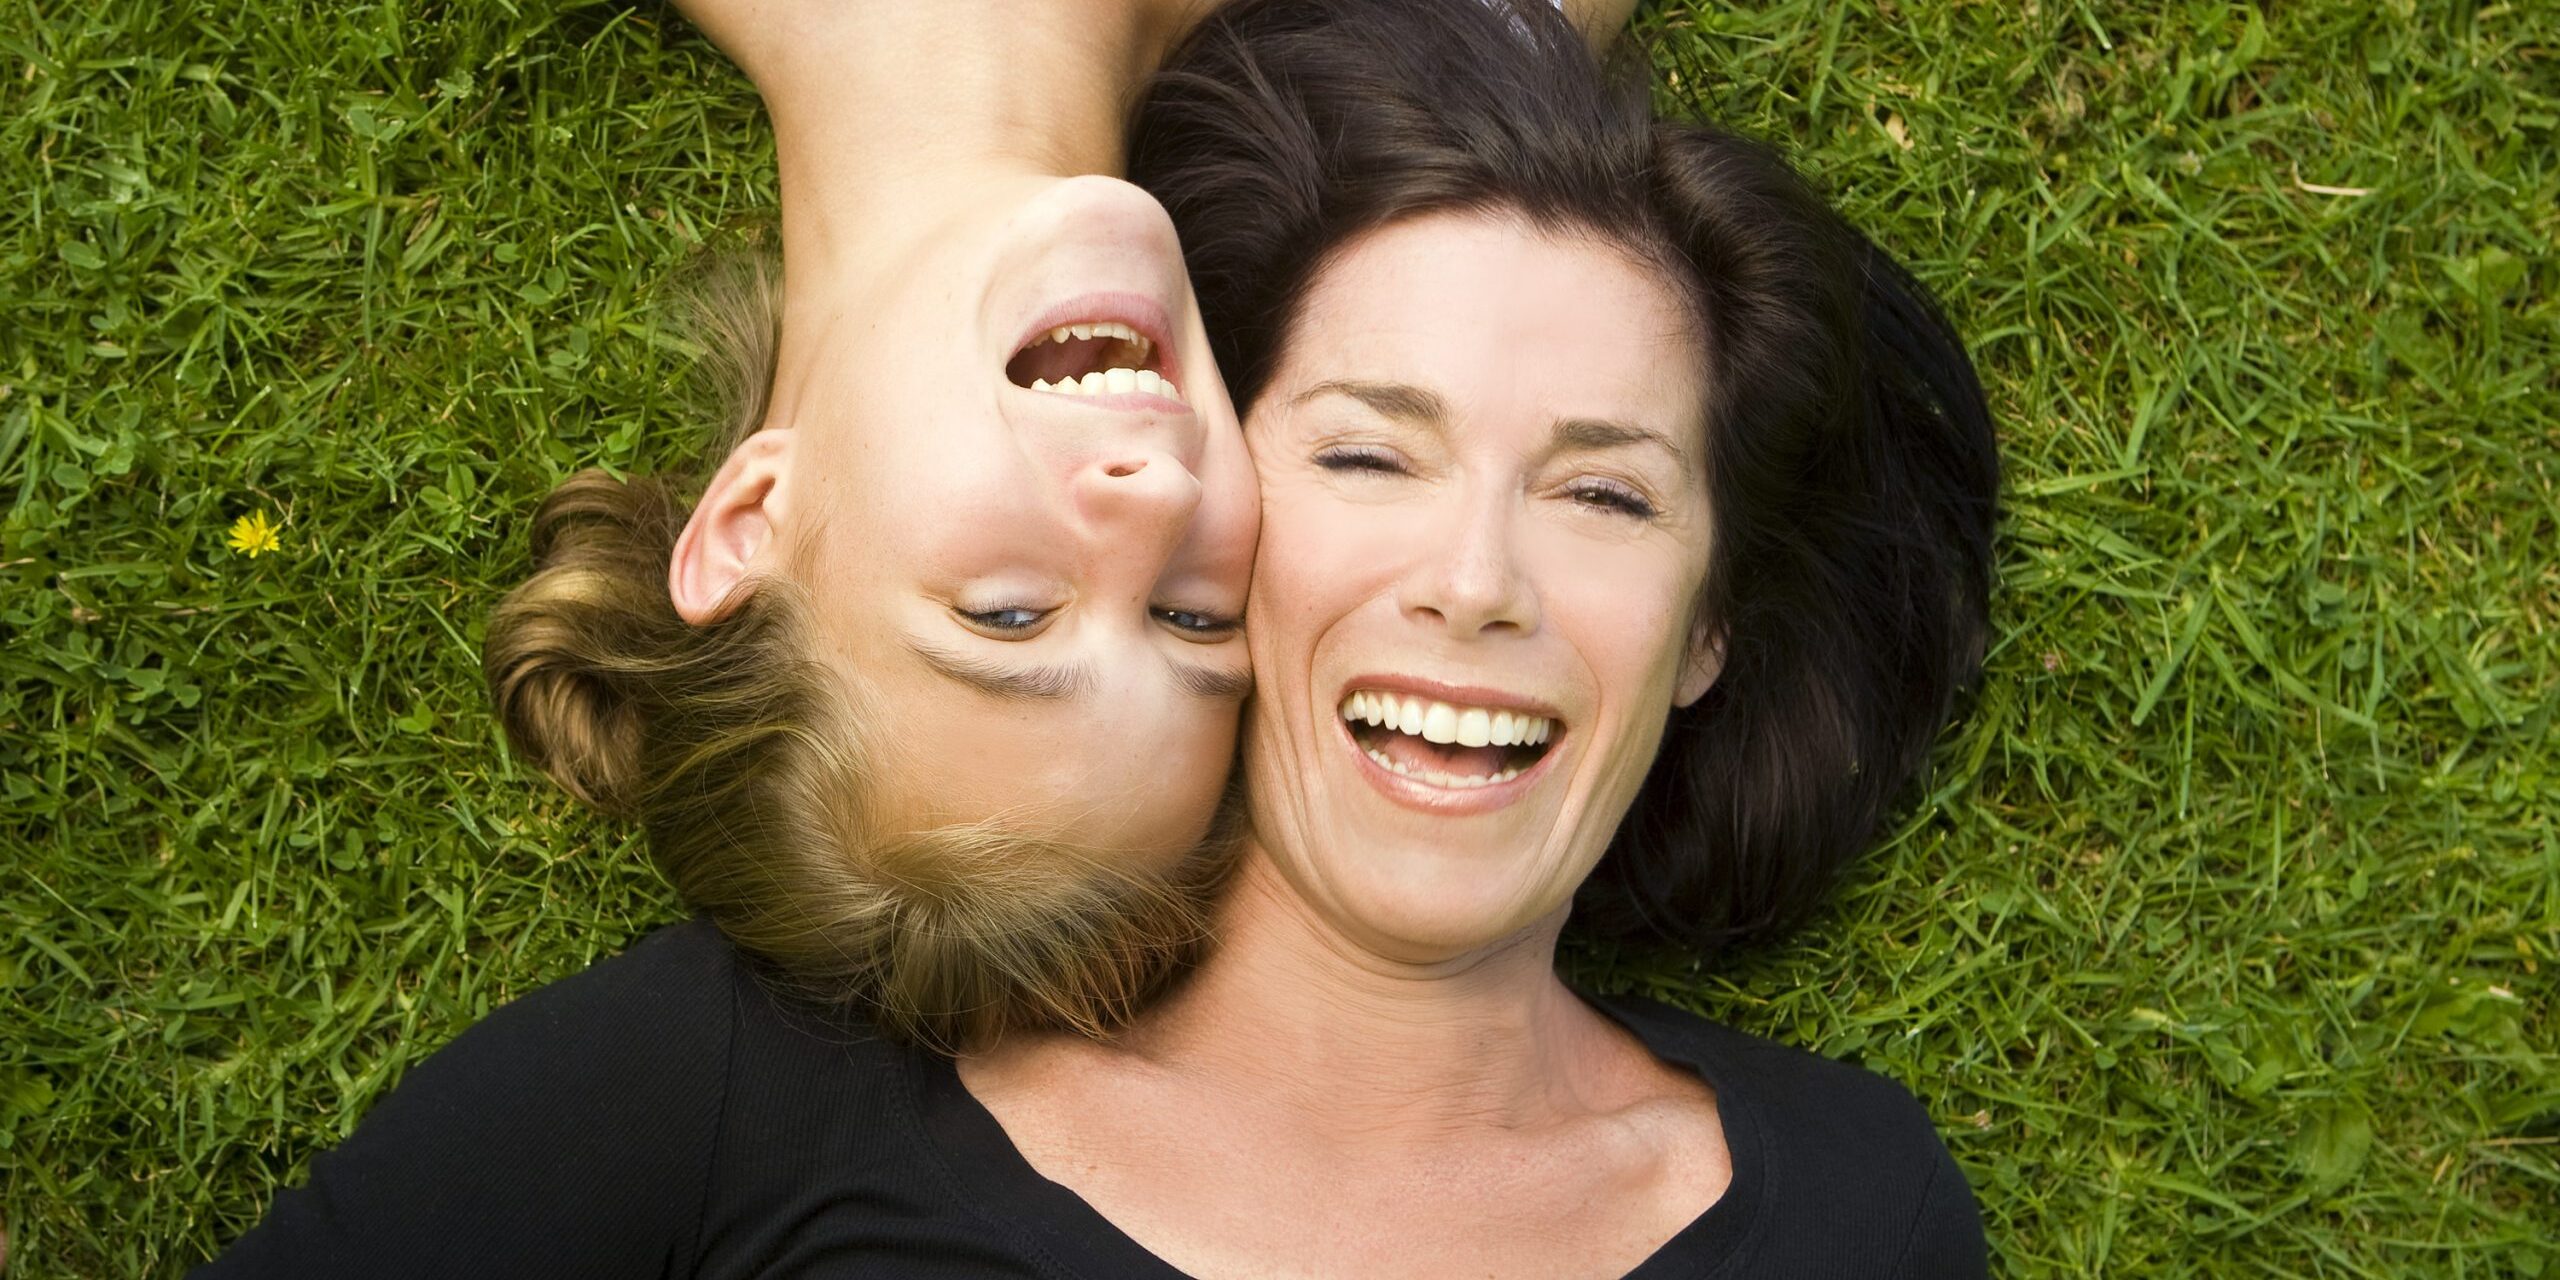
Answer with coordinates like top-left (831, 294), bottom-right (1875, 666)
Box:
top-left (769, 175), bottom-right (1260, 859)
top-left (1239, 211), bottom-right (1717, 961)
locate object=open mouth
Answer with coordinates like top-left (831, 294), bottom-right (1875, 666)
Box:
top-left (1006, 320), bottom-right (1186, 404)
top-left (1337, 691), bottom-right (1558, 790)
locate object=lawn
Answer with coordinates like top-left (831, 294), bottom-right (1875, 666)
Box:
top-left (2, 1), bottom-right (2553, 1275)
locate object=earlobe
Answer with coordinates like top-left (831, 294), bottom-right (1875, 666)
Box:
top-left (669, 429), bottom-right (795, 625)
top-left (1675, 622), bottom-right (1725, 708)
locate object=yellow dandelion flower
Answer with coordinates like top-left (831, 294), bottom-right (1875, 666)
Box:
top-left (227, 510), bottom-right (282, 558)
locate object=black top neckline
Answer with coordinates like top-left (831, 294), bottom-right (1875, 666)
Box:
top-left (203, 921), bottom-right (1983, 1278)
top-left (904, 990), bottom-right (1768, 1279)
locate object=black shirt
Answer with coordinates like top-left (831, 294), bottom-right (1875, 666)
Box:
top-left (198, 920), bottom-right (1986, 1278)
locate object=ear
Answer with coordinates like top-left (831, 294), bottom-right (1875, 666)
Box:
top-left (669, 429), bottom-right (796, 625)
top-left (1674, 618), bottom-right (1725, 709)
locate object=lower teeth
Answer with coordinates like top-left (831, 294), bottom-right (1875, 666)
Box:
top-left (1363, 745), bottom-right (1521, 789)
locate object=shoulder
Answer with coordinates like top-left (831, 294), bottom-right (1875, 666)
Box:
top-left (468, 914), bottom-right (742, 1035)
top-left (1595, 994), bottom-right (1988, 1277)
top-left (424, 916), bottom-right (915, 1166)
top-left (197, 920), bottom-right (757, 1278)
top-left (387, 916), bottom-right (752, 1112)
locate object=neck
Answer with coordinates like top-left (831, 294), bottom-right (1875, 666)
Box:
top-left (1123, 841), bottom-right (1617, 1144)
top-left (740, 2), bottom-right (1177, 269)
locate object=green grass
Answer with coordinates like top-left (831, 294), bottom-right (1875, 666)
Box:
top-left (2, 0), bottom-right (2552, 1275)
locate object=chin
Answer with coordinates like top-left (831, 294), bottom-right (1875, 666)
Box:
top-left (1321, 853), bottom-right (1561, 962)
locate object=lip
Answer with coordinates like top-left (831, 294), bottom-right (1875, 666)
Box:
top-left (1332, 673), bottom-right (1567, 817)
top-left (1010, 290), bottom-right (1187, 409)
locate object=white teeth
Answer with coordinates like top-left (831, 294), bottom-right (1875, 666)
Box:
top-left (1421, 703), bottom-right (1459, 745)
top-left (1325, 691), bottom-right (1555, 747)
top-left (1025, 363), bottom-right (1183, 403)
top-left (1358, 744), bottom-right (1523, 789)
top-left (1031, 321), bottom-right (1148, 353)
top-left (1021, 322), bottom-right (1174, 400)
top-left (1336, 691), bottom-right (1556, 788)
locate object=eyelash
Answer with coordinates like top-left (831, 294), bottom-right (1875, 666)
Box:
top-left (960, 605), bottom-right (1049, 633)
top-left (1321, 447), bottom-right (1658, 521)
top-left (963, 604), bottom-right (1237, 638)
top-left (1566, 479), bottom-right (1659, 520)
top-left (1313, 445), bottom-right (1406, 475)
top-left (1155, 606), bottom-right (1240, 637)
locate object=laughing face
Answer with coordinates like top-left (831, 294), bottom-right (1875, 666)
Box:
top-left (1237, 210), bottom-right (1720, 961)
top-left (683, 174), bottom-right (1260, 861)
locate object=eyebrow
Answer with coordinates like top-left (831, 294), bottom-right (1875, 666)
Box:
top-left (906, 641), bottom-right (1252, 703)
top-left (1295, 379), bottom-right (1689, 471)
top-left (1296, 379), bottom-right (1450, 426)
top-left (1554, 416), bottom-right (1691, 471)
top-left (908, 643), bottom-right (1094, 701)
top-left (1174, 662), bottom-right (1256, 701)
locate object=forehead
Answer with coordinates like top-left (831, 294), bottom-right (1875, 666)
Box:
top-left (1284, 211), bottom-right (1703, 422)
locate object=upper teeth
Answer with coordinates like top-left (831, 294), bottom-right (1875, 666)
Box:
top-left (1030, 367), bottom-right (1183, 402)
top-left (1046, 320), bottom-right (1147, 351)
top-left (1337, 691), bottom-right (1553, 747)
top-left (1023, 322), bottom-right (1183, 403)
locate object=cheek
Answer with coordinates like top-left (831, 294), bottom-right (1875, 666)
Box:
top-left (1155, 704), bottom-right (1246, 840)
top-left (1529, 539), bottom-right (1696, 691)
top-left (1252, 484), bottom-right (1376, 612)
top-left (892, 456), bottom-right (1067, 573)
top-left (1196, 455), bottom-right (1263, 584)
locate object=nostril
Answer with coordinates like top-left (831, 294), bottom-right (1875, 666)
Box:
top-left (1104, 460), bottom-right (1145, 478)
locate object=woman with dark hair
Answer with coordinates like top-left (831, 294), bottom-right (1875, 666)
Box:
top-left (197, 0), bottom-right (1992, 1274)
top-left (952, 1), bottom-right (1999, 1273)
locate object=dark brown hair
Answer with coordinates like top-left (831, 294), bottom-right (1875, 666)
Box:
top-left (1130, 0), bottom-right (1999, 951)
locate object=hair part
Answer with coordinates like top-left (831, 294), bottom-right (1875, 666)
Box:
top-left (1130, 0), bottom-right (1999, 953)
top-left (483, 250), bottom-right (1236, 1050)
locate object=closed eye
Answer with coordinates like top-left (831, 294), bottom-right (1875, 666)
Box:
top-left (1565, 478), bottom-right (1658, 520)
top-left (1313, 445), bottom-right (1406, 475)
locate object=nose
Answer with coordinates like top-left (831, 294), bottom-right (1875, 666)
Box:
top-left (1070, 449), bottom-right (1204, 561)
top-left (1400, 489), bottom-right (1539, 637)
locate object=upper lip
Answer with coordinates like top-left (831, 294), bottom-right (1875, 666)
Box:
top-left (1010, 290), bottom-right (1184, 394)
top-left (1335, 673), bottom-right (1563, 721)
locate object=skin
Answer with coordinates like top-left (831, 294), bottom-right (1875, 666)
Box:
top-left (965, 211), bottom-right (1735, 1280)
top-left (665, 1), bottom-right (1261, 857)
top-left (660, 0), bottom-right (1644, 859)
